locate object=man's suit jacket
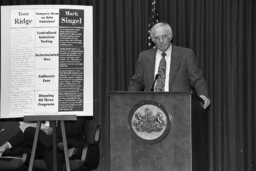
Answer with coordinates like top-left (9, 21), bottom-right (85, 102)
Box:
top-left (8, 118), bottom-right (85, 149)
top-left (0, 121), bottom-right (20, 146)
top-left (128, 45), bottom-right (209, 97)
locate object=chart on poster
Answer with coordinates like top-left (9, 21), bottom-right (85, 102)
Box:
top-left (0, 5), bottom-right (93, 118)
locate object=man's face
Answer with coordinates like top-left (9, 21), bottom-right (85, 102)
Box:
top-left (152, 27), bottom-right (172, 52)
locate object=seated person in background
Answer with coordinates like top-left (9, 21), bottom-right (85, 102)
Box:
top-left (0, 117), bottom-right (86, 171)
top-left (0, 121), bottom-right (52, 156)
top-left (0, 121), bottom-right (58, 171)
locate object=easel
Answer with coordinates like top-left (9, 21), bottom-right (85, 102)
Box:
top-left (24, 115), bottom-right (77, 171)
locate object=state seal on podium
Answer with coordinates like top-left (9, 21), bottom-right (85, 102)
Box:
top-left (128, 100), bottom-right (172, 143)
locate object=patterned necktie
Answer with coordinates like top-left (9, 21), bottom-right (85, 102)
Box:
top-left (154, 52), bottom-right (167, 92)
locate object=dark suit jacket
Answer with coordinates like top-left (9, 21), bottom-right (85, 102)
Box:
top-left (0, 121), bottom-right (20, 146)
top-left (8, 118), bottom-right (85, 149)
top-left (128, 45), bottom-right (209, 97)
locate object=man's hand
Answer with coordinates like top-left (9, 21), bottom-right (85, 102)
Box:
top-left (0, 142), bottom-right (11, 157)
top-left (199, 95), bottom-right (211, 109)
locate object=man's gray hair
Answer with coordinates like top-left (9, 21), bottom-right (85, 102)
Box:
top-left (150, 22), bottom-right (173, 40)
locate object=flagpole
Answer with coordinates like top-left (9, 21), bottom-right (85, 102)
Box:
top-left (147, 0), bottom-right (159, 49)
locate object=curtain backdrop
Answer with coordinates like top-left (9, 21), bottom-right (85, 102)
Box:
top-left (1, 0), bottom-right (256, 171)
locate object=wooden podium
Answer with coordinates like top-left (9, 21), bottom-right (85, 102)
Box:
top-left (110, 92), bottom-right (192, 171)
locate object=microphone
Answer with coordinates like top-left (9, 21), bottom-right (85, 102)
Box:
top-left (151, 73), bottom-right (160, 91)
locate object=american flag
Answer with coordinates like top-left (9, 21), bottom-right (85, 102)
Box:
top-left (147, 0), bottom-right (159, 49)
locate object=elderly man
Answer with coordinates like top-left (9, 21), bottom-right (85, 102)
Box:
top-left (128, 22), bottom-right (210, 109)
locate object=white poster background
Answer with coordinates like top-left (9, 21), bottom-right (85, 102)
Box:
top-left (1, 5), bottom-right (93, 118)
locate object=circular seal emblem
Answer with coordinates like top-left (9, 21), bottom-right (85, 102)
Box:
top-left (128, 100), bottom-right (172, 143)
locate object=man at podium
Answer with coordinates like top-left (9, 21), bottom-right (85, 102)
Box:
top-left (128, 22), bottom-right (210, 109)
top-left (128, 22), bottom-right (211, 170)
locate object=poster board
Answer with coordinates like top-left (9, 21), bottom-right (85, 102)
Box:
top-left (0, 5), bottom-right (93, 118)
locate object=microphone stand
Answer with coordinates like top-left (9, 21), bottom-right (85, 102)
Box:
top-left (151, 74), bottom-right (160, 91)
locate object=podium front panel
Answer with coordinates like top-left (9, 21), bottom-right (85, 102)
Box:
top-left (110, 92), bottom-right (191, 171)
